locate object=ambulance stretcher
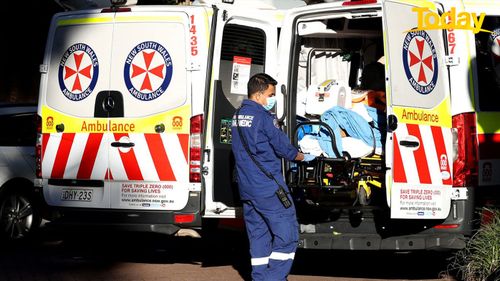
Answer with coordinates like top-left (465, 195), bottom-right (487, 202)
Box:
top-left (289, 80), bottom-right (385, 209)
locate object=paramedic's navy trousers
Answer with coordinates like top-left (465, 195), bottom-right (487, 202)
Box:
top-left (243, 194), bottom-right (299, 281)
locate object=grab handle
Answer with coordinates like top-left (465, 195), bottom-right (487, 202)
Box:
top-left (111, 142), bottom-right (135, 148)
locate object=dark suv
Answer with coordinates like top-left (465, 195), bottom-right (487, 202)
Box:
top-left (0, 103), bottom-right (41, 241)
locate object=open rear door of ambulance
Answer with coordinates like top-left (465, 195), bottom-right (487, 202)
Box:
top-left (202, 8), bottom-right (280, 218)
top-left (382, 0), bottom-right (453, 219)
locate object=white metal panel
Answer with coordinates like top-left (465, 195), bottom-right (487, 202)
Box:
top-left (44, 13), bottom-right (114, 118)
top-left (111, 12), bottom-right (190, 117)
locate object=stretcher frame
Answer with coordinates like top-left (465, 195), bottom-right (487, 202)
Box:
top-left (290, 120), bottom-right (385, 208)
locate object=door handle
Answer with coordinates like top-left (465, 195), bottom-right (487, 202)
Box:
top-left (111, 142), bottom-right (135, 148)
top-left (399, 140), bottom-right (419, 148)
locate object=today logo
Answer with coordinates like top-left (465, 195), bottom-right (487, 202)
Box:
top-left (409, 7), bottom-right (490, 34)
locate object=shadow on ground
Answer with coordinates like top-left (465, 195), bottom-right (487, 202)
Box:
top-left (0, 226), bottom-right (457, 281)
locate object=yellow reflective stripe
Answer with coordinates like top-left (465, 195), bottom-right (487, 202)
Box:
top-left (396, 0), bottom-right (436, 10)
top-left (58, 17), bottom-right (113, 26)
top-left (205, 10), bottom-right (212, 48)
top-left (464, 0), bottom-right (499, 7)
top-left (57, 15), bottom-right (185, 26)
top-left (392, 97), bottom-right (452, 128)
top-left (115, 15), bottom-right (184, 23)
top-left (275, 11), bottom-right (284, 23)
top-left (41, 104), bottom-right (190, 134)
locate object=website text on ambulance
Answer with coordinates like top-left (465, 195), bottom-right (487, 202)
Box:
top-left (409, 7), bottom-right (490, 34)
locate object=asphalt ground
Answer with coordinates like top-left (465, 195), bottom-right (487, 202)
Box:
top-left (0, 226), bottom-right (457, 281)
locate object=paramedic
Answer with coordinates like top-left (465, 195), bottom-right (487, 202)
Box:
top-left (231, 73), bottom-right (315, 281)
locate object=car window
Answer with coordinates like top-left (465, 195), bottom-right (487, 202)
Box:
top-left (0, 112), bottom-right (37, 146)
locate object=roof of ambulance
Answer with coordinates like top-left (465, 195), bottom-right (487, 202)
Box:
top-left (53, 0), bottom-right (307, 13)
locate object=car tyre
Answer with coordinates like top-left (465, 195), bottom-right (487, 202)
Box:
top-left (0, 188), bottom-right (41, 242)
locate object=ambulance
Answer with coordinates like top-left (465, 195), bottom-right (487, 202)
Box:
top-left (274, 0), bottom-right (500, 250)
top-left (35, 0), bottom-right (306, 237)
top-left (36, 0), bottom-right (496, 250)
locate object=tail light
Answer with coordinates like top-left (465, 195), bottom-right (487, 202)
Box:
top-left (35, 114), bottom-right (42, 178)
top-left (452, 113), bottom-right (478, 187)
top-left (189, 114), bottom-right (203, 182)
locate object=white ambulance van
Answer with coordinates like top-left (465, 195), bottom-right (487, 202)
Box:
top-left (37, 0), bottom-right (494, 250)
top-left (35, 0), bottom-right (305, 237)
top-left (274, 0), bottom-right (492, 250)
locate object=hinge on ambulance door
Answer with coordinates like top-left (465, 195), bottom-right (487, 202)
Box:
top-left (202, 166), bottom-right (209, 175)
top-left (39, 64), bottom-right (48, 73)
top-left (444, 56), bottom-right (460, 66)
top-left (187, 62), bottom-right (201, 71)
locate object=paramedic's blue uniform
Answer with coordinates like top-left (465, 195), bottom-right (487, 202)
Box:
top-left (232, 99), bottom-right (299, 281)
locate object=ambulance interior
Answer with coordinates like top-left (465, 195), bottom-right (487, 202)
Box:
top-left (286, 15), bottom-right (388, 216)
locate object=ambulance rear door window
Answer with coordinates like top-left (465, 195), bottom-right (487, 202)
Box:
top-left (476, 16), bottom-right (500, 111)
top-left (219, 24), bottom-right (266, 108)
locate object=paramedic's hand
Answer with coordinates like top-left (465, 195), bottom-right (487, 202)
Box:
top-left (301, 154), bottom-right (316, 162)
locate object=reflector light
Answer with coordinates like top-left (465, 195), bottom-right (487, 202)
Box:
top-left (433, 224), bottom-right (460, 229)
top-left (175, 214), bottom-right (195, 224)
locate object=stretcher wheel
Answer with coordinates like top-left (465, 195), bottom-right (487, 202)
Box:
top-left (358, 186), bottom-right (370, 206)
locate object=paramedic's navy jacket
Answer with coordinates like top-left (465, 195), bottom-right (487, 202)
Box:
top-left (232, 99), bottom-right (299, 200)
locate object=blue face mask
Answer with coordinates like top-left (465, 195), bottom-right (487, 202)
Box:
top-left (263, 96), bottom-right (276, 111)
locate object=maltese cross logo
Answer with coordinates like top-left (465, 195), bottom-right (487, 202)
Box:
top-left (409, 39), bottom-right (434, 84)
top-left (402, 30), bottom-right (438, 95)
top-left (124, 41), bottom-right (173, 101)
top-left (58, 43), bottom-right (99, 101)
top-left (131, 51), bottom-right (165, 91)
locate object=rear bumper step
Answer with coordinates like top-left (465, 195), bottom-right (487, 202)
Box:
top-left (299, 233), bottom-right (466, 250)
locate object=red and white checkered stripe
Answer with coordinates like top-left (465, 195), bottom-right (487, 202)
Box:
top-left (392, 123), bottom-right (452, 186)
top-left (41, 132), bottom-right (189, 181)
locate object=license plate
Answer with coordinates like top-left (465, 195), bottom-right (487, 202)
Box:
top-left (61, 189), bottom-right (93, 201)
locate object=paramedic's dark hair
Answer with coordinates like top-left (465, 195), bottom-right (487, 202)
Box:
top-left (360, 62), bottom-right (386, 91)
top-left (247, 73), bottom-right (278, 98)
